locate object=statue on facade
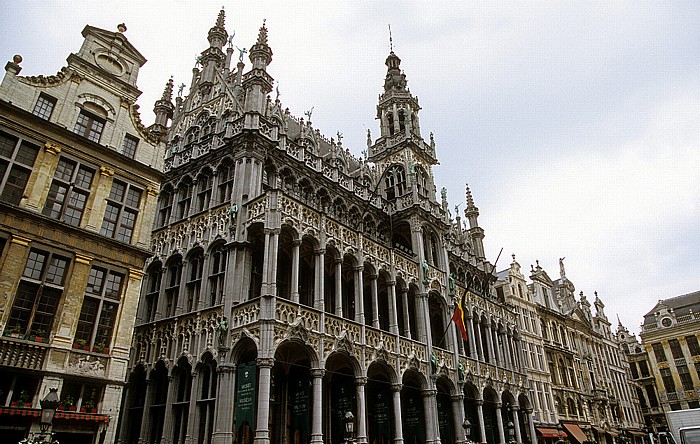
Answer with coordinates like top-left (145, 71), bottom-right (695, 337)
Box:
top-left (449, 273), bottom-right (455, 295)
top-left (422, 260), bottom-right (429, 285)
top-left (236, 46), bottom-right (247, 62)
top-left (217, 316), bottom-right (229, 348)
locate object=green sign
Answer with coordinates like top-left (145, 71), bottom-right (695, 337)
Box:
top-left (236, 361), bottom-right (257, 433)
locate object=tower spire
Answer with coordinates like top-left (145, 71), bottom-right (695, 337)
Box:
top-left (389, 24), bottom-right (393, 53)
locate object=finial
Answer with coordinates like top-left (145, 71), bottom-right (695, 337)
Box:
top-left (337, 131), bottom-right (343, 143)
top-left (388, 24), bottom-right (394, 52)
top-left (216, 8), bottom-right (226, 28)
top-left (275, 85), bottom-right (280, 101)
top-left (465, 184), bottom-right (475, 209)
top-left (13, 55), bottom-right (22, 65)
top-left (257, 19), bottom-right (268, 45)
top-left (512, 253), bottom-right (516, 262)
top-left (117, 23), bottom-right (127, 33)
top-left (161, 76), bottom-right (174, 100)
top-left (559, 257), bottom-right (566, 279)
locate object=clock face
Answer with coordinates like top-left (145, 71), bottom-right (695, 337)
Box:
top-left (661, 317), bottom-right (672, 327)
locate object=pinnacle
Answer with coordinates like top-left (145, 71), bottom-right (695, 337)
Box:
top-left (161, 77), bottom-right (174, 101)
top-left (257, 19), bottom-right (268, 45)
top-left (216, 8), bottom-right (225, 29)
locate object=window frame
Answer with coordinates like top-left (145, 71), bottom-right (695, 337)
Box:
top-left (74, 264), bottom-right (125, 350)
top-left (42, 156), bottom-right (96, 226)
top-left (32, 93), bottom-right (58, 120)
top-left (0, 129), bottom-right (40, 205)
top-left (121, 134), bottom-right (139, 159)
top-left (100, 178), bottom-right (143, 243)
top-left (73, 109), bottom-right (106, 143)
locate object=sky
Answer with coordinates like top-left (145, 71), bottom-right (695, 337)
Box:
top-left (2, 1), bottom-right (698, 336)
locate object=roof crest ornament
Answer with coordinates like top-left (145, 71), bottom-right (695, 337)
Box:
top-left (389, 24), bottom-right (394, 53)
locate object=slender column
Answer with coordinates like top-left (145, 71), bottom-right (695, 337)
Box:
top-left (492, 327), bottom-right (501, 366)
top-left (266, 228), bottom-right (280, 297)
top-left (335, 259), bottom-right (343, 316)
top-left (526, 409), bottom-right (538, 444)
top-left (504, 333), bottom-right (513, 369)
top-left (371, 273), bottom-right (380, 328)
top-left (476, 400), bottom-right (486, 444)
top-left (423, 389), bottom-right (439, 444)
top-left (211, 363), bottom-right (236, 444)
top-left (175, 259), bottom-right (189, 314)
top-left (356, 377), bottom-right (368, 444)
top-left (310, 369), bottom-right (325, 444)
top-left (388, 280), bottom-right (399, 334)
top-left (185, 372), bottom-right (201, 442)
top-left (474, 318), bottom-right (484, 362)
top-left (155, 267), bottom-right (169, 319)
top-left (260, 230), bottom-right (271, 296)
top-left (484, 320), bottom-right (495, 365)
top-left (495, 403), bottom-right (505, 444)
top-left (466, 312), bottom-right (477, 359)
top-left (391, 384), bottom-right (404, 444)
top-left (401, 287), bottom-right (411, 338)
top-left (452, 394), bottom-right (466, 444)
top-left (254, 358), bottom-right (274, 444)
top-left (291, 240), bottom-right (300, 303)
top-left (415, 292), bottom-right (429, 344)
top-left (139, 379), bottom-right (154, 443)
top-left (314, 249), bottom-right (325, 311)
top-left (512, 407), bottom-right (522, 444)
top-left (159, 375), bottom-right (177, 444)
top-left (355, 266), bottom-right (365, 324)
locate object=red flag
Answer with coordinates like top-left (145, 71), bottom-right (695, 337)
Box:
top-left (452, 291), bottom-right (468, 341)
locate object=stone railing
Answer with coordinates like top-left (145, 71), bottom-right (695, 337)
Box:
top-left (0, 337), bottom-right (48, 370)
top-left (275, 299), bottom-right (320, 333)
top-left (230, 300), bottom-right (261, 329)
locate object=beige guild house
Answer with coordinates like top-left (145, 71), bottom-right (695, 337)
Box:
top-left (0, 24), bottom-right (166, 443)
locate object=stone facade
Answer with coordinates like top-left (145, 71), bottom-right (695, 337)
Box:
top-left (0, 24), bottom-right (164, 444)
top-left (638, 291), bottom-right (700, 430)
top-left (118, 10), bottom-right (536, 444)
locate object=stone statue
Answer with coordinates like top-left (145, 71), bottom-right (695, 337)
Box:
top-left (217, 316), bottom-right (229, 347)
top-left (449, 273), bottom-right (455, 295)
top-left (228, 203), bottom-right (238, 222)
top-left (236, 46), bottom-right (247, 62)
top-left (422, 260), bottom-right (429, 285)
top-left (441, 187), bottom-right (447, 201)
top-left (559, 257), bottom-right (566, 278)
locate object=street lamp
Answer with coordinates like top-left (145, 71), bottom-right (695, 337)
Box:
top-left (463, 418), bottom-right (472, 444)
top-left (507, 421), bottom-right (515, 443)
top-left (19, 388), bottom-right (59, 444)
top-left (555, 423), bottom-right (566, 444)
top-left (344, 411), bottom-right (355, 444)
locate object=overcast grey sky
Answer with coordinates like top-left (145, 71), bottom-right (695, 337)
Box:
top-left (2, 1), bottom-right (698, 336)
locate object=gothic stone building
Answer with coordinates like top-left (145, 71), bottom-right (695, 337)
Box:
top-left (119, 10), bottom-right (537, 444)
top-left (0, 25), bottom-right (164, 443)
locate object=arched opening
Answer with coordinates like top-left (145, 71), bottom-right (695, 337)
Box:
top-left (185, 247), bottom-right (204, 312)
top-left (207, 242), bottom-right (227, 307)
top-left (195, 169), bottom-right (213, 213)
top-left (148, 361), bottom-right (170, 444)
top-left (324, 245), bottom-right (341, 314)
top-left (401, 370), bottom-right (425, 444)
top-left (367, 362), bottom-right (395, 444)
top-left (324, 353), bottom-right (358, 444)
top-left (172, 357), bottom-right (193, 444)
top-left (143, 261), bottom-right (162, 322)
top-left (164, 255), bottom-right (183, 318)
top-left (384, 165), bottom-right (406, 201)
top-left (363, 263), bottom-right (377, 327)
top-left (276, 226), bottom-right (296, 300)
top-left (157, 185), bottom-right (174, 227)
top-left (422, 227), bottom-right (441, 267)
top-left (482, 386), bottom-right (500, 444)
top-left (247, 224), bottom-right (265, 300)
top-left (518, 393), bottom-right (533, 444)
top-left (377, 270), bottom-right (391, 332)
top-left (395, 278), bottom-right (408, 337)
top-left (216, 158), bottom-right (234, 205)
top-left (463, 383), bottom-right (480, 443)
top-left (341, 254), bottom-right (356, 320)
top-left (415, 166), bottom-right (429, 198)
top-left (436, 377), bottom-right (455, 444)
top-left (480, 315), bottom-right (490, 363)
top-left (500, 391), bottom-right (517, 443)
top-left (392, 221), bottom-right (413, 255)
top-left (407, 284), bottom-right (419, 339)
top-left (233, 340), bottom-right (258, 444)
top-left (429, 292), bottom-right (446, 349)
top-left (196, 353), bottom-right (217, 444)
top-left (124, 365), bottom-right (147, 444)
top-left (271, 342), bottom-right (315, 444)
top-left (299, 235), bottom-right (317, 307)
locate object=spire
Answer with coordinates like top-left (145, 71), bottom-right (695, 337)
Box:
top-left (465, 184), bottom-right (476, 210)
top-left (207, 7), bottom-right (228, 49)
top-left (152, 77), bottom-right (175, 139)
top-left (248, 19), bottom-right (272, 70)
top-left (161, 76), bottom-right (174, 101)
top-left (216, 7), bottom-right (225, 28)
top-left (257, 19), bottom-right (269, 45)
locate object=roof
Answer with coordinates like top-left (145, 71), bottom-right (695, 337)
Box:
top-left (643, 290), bottom-right (700, 325)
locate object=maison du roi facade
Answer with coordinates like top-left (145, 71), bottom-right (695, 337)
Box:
top-left (0, 24), bottom-right (164, 443)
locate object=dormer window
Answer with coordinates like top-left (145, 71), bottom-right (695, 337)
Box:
top-left (74, 110), bottom-right (105, 143)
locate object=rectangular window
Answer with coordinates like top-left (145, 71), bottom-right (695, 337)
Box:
top-left (100, 179), bottom-right (142, 243)
top-left (686, 335), bottom-right (700, 356)
top-left (669, 339), bottom-right (684, 360)
top-left (652, 342), bottom-right (667, 362)
top-left (678, 365), bottom-right (694, 391)
top-left (5, 248), bottom-right (70, 338)
top-left (0, 130), bottom-right (39, 204)
top-left (32, 94), bottom-right (57, 120)
top-left (121, 134), bottom-right (138, 159)
top-left (75, 266), bottom-right (123, 350)
top-left (660, 367), bottom-right (676, 393)
top-left (42, 157), bottom-right (94, 226)
top-left (60, 381), bottom-right (103, 412)
top-left (73, 110), bottom-right (105, 143)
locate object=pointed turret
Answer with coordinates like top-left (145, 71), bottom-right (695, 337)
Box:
top-left (242, 20), bottom-right (274, 114)
top-left (464, 184), bottom-right (485, 258)
top-left (198, 8), bottom-right (228, 95)
top-left (249, 20), bottom-right (272, 70)
top-left (152, 77), bottom-right (175, 139)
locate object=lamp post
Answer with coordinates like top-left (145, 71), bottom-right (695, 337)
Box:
top-left (463, 418), bottom-right (472, 444)
top-left (507, 421), bottom-right (515, 444)
top-left (19, 388), bottom-right (59, 444)
top-left (345, 411), bottom-right (355, 444)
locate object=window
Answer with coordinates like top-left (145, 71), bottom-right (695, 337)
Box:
top-left (686, 335), bottom-right (700, 356)
top-left (176, 180), bottom-right (192, 219)
top-left (60, 381), bottom-right (103, 412)
top-left (164, 258), bottom-right (182, 318)
top-left (73, 110), bottom-right (105, 143)
top-left (630, 362), bottom-right (639, 379)
top-left (144, 264), bottom-right (162, 322)
top-left (652, 342), bottom-right (667, 362)
top-left (384, 165), bottom-right (406, 201)
top-left (678, 365), bottom-right (694, 391)
top-left (6, 248), bottom-right (70, 337)
top-left (415, 166), bottom-right (428, 197)
top-left (100, 179), bottom-right (142, 242)
top-left (43, 157), bottom-right (95, 226)
top-left (660, 367), bottom-right (676, 393)
top-left (33, 94), bottom-right (57, 120)
top-left (172, 359), bottom-right (192, 444)
top-left (157, 188), bottom-right (173, 227)
top-left (0, 370), bottom-right (40, 408)
top-left (669, 339), bottom-right (684, 360)
top-left (186, 251), bottom-right (204, 312)
top-left (74, 266), bottom-right (124, 350)
top-left (196, 355), bottom-right (217, 444)
top-left (208, 244), bottom-right (227, 307)
top-left (639, 360), bottom-right (650, 378)
top-left (121, 134), bottom-right (139, 159)
top-left (196, 172), bottom-right (212, 213)
top-left (0, 130), bottom-right (39, 204)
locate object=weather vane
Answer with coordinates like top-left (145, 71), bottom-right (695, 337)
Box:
top-left (388, 24), bottom-right (393, 52)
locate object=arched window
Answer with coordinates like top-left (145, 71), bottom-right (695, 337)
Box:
top-left (172, 358), bottom-right (193, 444)
top-left (384, 165), bottom-right (406, 201)
top-left (386, 112), bottom-right (395, 136)
top-left (196, 171), bottom-right (213, 213)
top-left (143, 262), bottom-right (162, 322)
top-left (157, 187), bottom-right (174, 227)
top-left (186, 250), bottom-right (204, 312)
top-left (176, 179), bottom-right (192, 220)
top-left (164, 256), bottom-right (183, 317)
top-left (216, 160), bottom-right (234, 204)
top-left (559, 359), bottom-right (569, 386)
top-left (208, 243), bottom-right (227, 307)
top-left (415, 165), bottom-right (429, 197)
top-left (197, 354), bottom-right (217, 444)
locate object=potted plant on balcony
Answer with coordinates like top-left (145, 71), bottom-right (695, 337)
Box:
top-left (59, 395), bottom-right (76, 412)
top-left (73, 338), bottom-right (87, 350)
top-left (80, 399), bottom-right (96, 414)
top-left (15, 390), bottom-right (30, 408)
top-left (6, 324), bottom-right (23, 339)
top-left (93, 341), bottom-right (108, 354)
top-left (30, 328), bottom-right (46, 343)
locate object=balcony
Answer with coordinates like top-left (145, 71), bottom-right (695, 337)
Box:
top-left (0, 337), bottom-right (48, 370)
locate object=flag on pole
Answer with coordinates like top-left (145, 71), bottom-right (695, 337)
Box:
top-left (451, 291), bottom-right (468, 341)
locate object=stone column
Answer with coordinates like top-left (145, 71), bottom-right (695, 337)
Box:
top-left (452, 394), bottom-right (466, 444)
top-left (476, 401), bottom-right (486, 444)
top-left (371, 273), bottom-right (380, 328)
top-left (310, 368), bottom-right (325, 444)
top-left (492, 327), bottom-right (501, 366)
top-left (291, 240), bottom-right (300, 303)
top-left (335, 258), bottom-right (343, 316)
top-left (211, 363), bottom-right (236, 444)
top-left (423, 389), bottom-right (439, 444)
top-left (495, 403), bottom-right (505, 444)
top-left (526, 408), bottom-right (538, 444)
top-left (355, 266), bottom-right (365, 324)
top-left (254, 357), bottom-right (274, 444)
top-left (314, 249), bottom-right (325, 311)
top-left (260, 230), bottom-right (271, 296)
top-left (266, 228), bottom-right (280, 297)
top-left (504, 332), bottom-right (513, 369)
top-left (474, 318), bottom-right (484, 362)
top-left (356, 377), bottom-right (368, 444)
top-left (415, 292), bottom-right (429, 344)
top-left (159, 375), bottom-right (177, 444)
top-left (388, 280), bottom-right (399, 334)
top-left (512, 406), bottom-right (522, 444)
top-left (465, 311), bottom-right (477, 359)
top-left (484, 320), bottom-right (495, 365)
top-left (139, 379), bottom-right (154, 443)
top-left (401, 287), bottom-right (411, 338)
top-left (392, 384), bottom-right (404, 444)
top-left (175, 259), bottom-right (188, 315)
top-left (185, 372), bottom-right (200, 441)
